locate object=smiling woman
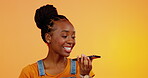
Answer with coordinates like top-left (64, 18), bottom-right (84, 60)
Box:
top-left (19, 4), bottom-right (95, 78)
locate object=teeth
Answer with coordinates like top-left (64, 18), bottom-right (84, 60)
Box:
top-left (64, 47), bottom-right (71, 50)
top-left (64, 47), bottom-right (71, 51)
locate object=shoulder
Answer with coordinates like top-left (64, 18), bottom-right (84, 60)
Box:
top-left (19, 63), bottom-right (38, 78)
top-left (23, 63), bottom-right (38, 72)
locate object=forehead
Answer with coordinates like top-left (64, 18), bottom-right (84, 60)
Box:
top-left (53, 19), bottom-right (75, 32)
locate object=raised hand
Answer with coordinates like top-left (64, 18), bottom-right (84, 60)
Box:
top-left (77, 54), bottom-right (92, 76)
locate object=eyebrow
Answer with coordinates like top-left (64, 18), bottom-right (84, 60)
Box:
top-left (61, 30), bottom-right (75, 33)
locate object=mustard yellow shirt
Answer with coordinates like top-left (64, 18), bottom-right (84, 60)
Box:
top-left (19, 58), bottom-right (95, 78)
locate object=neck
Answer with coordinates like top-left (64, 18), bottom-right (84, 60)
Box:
top-left (44, 51), bottom-right (66, 64)
top-left (43, 48), bottom-right (67, 69)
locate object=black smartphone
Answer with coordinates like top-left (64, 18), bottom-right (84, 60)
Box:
top-left (72, 55), bottom-right (101, 61)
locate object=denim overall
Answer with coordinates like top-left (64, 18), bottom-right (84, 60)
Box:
top-left (37, 59), bottom-right (76, 78)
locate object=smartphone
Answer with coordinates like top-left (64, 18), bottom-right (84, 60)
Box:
top-left (72, 55), bottom-right (101, 61)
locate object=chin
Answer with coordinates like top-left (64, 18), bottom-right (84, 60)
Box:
top-left (63, 53), bottom-right (70, 57)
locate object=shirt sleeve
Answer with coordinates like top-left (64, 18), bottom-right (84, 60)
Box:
top-left (19, 65), bottom-right (32, 78)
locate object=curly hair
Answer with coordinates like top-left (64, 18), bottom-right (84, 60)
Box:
top-left (34, 4), bottom-right (68, 43)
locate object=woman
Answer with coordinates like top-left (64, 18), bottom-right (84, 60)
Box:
top-left (19, 4), bottom-right (94, 78)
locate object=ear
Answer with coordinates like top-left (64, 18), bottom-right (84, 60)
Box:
top-left (45, 33), bottom-right (51, 43)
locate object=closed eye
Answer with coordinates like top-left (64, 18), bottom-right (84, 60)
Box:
top-left (62, 36), bottom-right (67, 38)
top-left (72, 36), bottom-right (76, 39)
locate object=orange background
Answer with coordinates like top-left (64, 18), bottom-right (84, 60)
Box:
top-left (0, 0), bottom-right (148, 78)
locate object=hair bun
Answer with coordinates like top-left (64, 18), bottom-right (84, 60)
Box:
top-left (34, 4), bottom-right (58, 29)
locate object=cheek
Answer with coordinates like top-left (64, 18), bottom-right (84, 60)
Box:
top-left (58, 39), bottom-right (65, 45)
top-left (52, 38), bottom-right (65, 46)
top-left (56, 40), bottom-right (64, 45)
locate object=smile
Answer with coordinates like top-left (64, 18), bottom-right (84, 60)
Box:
top-left (64, 47), bottom-right (72, 53)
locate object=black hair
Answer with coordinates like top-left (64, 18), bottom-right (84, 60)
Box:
top-left (34, 4), bottom-right (68, 43)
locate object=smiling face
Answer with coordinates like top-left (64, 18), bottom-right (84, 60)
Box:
top-left (47, 19), bottom-right (76, 57)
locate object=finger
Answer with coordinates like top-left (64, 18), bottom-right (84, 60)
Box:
top-left (81, 54), bottom-right (84, 64)
top-left (77, 56), bottom-right (82, 69)
top-left (77, 55), bottom-right (79, 62)
top-left (87, 57), bottom-right (92, 69)
top-left (80, 54), bottom-right (85, 69)
top-left (84, 56), bottom-right (89, 69)
top-left (84, 55), bottom-right (88, 65)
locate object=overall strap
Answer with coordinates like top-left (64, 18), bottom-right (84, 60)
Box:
top-left (70, 59), bottom-right (76, 74)
top-left (37, 60), bottom-right (46, 76)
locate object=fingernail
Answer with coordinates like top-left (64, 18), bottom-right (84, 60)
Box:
top-left (82, 54), bottom-right (85, 56)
